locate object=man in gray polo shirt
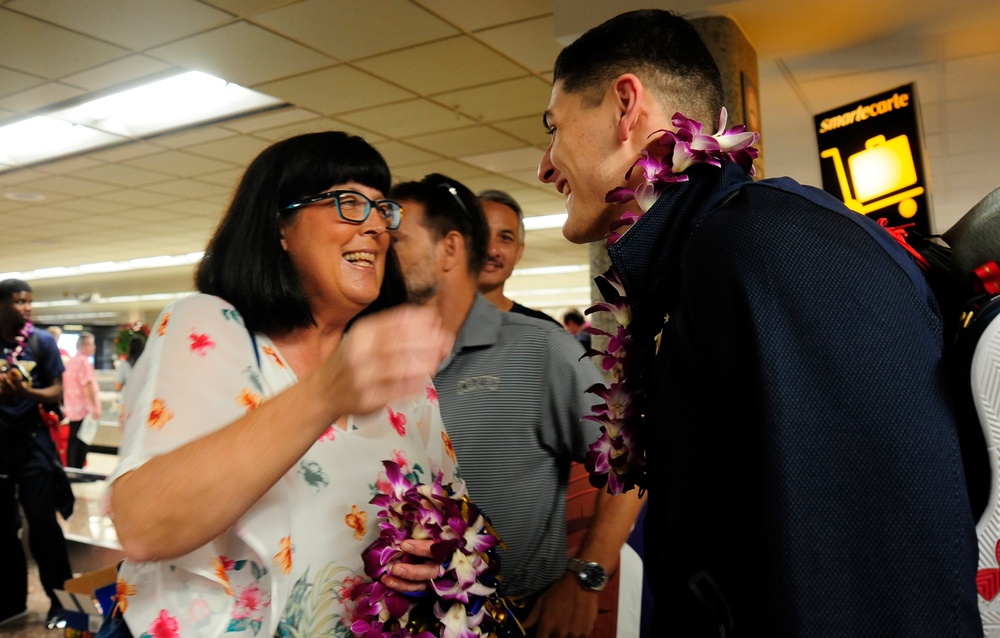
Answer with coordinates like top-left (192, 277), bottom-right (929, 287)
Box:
top-left (391, 174), bottom-right (644, 638)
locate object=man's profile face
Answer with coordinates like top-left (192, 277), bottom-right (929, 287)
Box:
top-left (538, 81), bottom-right (631, 244)
top-left (477, 200), bottom-right (525, 291)
top-left (390, 200), bottom-right (440, 305)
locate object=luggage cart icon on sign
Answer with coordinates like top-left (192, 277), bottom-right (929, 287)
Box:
top-left (820, 134), bottom-right (924, 219)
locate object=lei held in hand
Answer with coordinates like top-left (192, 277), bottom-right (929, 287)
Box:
top-left (582, 108), bottom-right (760, 495)
top-left (350, 461), bottom-right (522, 638)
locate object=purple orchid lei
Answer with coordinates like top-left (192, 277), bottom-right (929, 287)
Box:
top-left (582, 108), bottom-right (760, 495)
top-left (350, 461), bottom-right (521, 638)
top-left (4, 321), bottom-right (32, 366)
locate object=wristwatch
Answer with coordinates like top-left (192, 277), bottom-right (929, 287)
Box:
top-left (567, 558), bottom-right (608, 591)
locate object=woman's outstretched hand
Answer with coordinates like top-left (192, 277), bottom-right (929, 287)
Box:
top-left (316, 305), bottom-right (453, 418)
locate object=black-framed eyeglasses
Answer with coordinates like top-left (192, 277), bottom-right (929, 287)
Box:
top-left (280, 190), bottom-right (402, 230)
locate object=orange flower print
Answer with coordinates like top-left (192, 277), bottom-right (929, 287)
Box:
top-left (214, 555), bottom-right (235, 596)
top-left (426, 383), bottom-right (438, 404)
top-left (387, 406), bottom-right (406, 436)
top-left (147, 398), bottom-right (174, 431)
top-left (262, 345), bottom-right (285, 368)
top-left (147, 609), bottom-right (181, 638)
top-left (442, 432), bottom-right (457, 463)
top-left (237, 388), bottom-right (262, 412)
top-left (113, 578), bottom-right (137, 615)
top-left (157, 312), bottom-right (171, 336)
top-left (273, 536), bottom-right (292, 575)
top-left (189, 331), bottom-right (215, 356)
top-left (345, 505), bottom-right (368, 540)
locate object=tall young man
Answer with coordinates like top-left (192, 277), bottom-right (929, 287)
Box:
top-left (0, 279), bottom-right (73, 628)
top-left (538, 10), bottom-right (980, 636)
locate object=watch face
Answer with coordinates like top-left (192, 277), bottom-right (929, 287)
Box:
top-left (573, 561), bottom-right (607, 590)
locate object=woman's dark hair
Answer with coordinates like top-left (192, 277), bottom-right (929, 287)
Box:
top-left (126, 336), bottom-right (146, 367)
top-left (391, 174), bottom-right (489, 275)
top-left (196, 131), bottom-right (405, 334)
top-left (553, 9), bottom-right (724, 124)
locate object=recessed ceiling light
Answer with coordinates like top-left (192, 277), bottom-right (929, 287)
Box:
top-left (4, 191), bottom-right (47, 202)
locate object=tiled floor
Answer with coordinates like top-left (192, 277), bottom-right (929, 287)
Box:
top-left (1, 453), bottom-right (122, 638)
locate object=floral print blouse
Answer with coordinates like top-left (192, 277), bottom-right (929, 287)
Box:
top-left (108, 294), bottom-right (461, 638)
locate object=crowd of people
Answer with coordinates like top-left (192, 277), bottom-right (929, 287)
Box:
top-left (0, 8), bottom-right (990, 638)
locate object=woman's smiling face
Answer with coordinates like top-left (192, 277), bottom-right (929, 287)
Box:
top-left (280, 181), bottom-right (391, 319)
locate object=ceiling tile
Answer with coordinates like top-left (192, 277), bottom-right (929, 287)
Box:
top-left (255, 0), bottom-right (457, 60)
top-left (0, 67), bottom-right (45, 99)
top-left (418, 0), bottom-right (550, 31)
top-left (0, 9), bottom-right (127, 79)
top-left (123, 150), bottom-right (236, 177)
top-left (61, 55), bottom-right (173, 92)
top-left (0, 82), bottom-right (86, 113)
top-left (390, 159), bottom-right (487, 182)
top-left (10, 0), bottom-right (234, 50)
top-left (196, 168), bottom-right (244, 187)
top-left (492, 115), bottom-right (551, 147)
top-left (147, 21), bottom-right (336, 87)
top-left (371, 141), bottom-right (437, 167)
top-left (89, 141), bottom-right (166, 164)
top-left (199, 0), bottom-right (292, 17)
top-left (142, 179), bottom-right (228, 198)
top-left (221, 106), bottom-right (318, 133)
top-left (339, 98), bottom-right (475, 138)
top-left (73, 164), bottom-right (174, 187)
top-left (183, 135), bottom-right (271, 164)
top-left (95, 189), bottom-right (182, 206)
top-left (460, 145), bottom-right (545, 174)
top-left (18, 175), bottom-right (119, 197)
top-left (35, 156), bottom-right (107, 175)
top-left (152, 126), bottom-right (238, 150)
top-left (256, 65), bottom-right (413, 115)
top-left (435, 76), bottom-right (551, 122)
top-left (0, 168), bottom-right (49, 186)
top-left (356, 36), bottom-right (528, 95)
top-left (405, 126), bottom-right (523, 158)
top-left (247, 116), bottom-right (346, 141)
top-left (477, 16), bottom-right (560, 72)
top-left (55, 198), bottom-right (131, 214)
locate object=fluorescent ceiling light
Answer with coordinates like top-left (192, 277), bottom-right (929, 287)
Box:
top-left (0, 71), bottom-right (282, 170)
top-left (524, 213), bottom-right (567, 231)
top-left (0, 251), bottom-right (203, 282)
top-left (512, 264), bottom-right (589, 277)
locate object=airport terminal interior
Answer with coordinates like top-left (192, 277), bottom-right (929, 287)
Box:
top-left (3, 0), bottom-right (1000, 635)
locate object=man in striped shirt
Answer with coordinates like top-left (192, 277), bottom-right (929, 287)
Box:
top-left (391, 174), bottom-right (644, 638)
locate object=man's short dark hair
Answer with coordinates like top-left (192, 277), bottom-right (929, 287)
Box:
top-left (553, 9), bottom-right (724, 125)
top-left (392, 174), bottom-right (489, 275)
top-left (478, 189), bottom-right (525, 243)
top-left (563, 309), bottom-right (585, 326)
top-left (196, 131), bottom-right (406, 334)
top-left (0, 279), bottom-right (31, 301)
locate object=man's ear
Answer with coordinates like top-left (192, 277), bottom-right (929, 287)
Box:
top-left (438, 230), bottom-right (466, 272)
top-left (613, 73), bottom-right (645, 143)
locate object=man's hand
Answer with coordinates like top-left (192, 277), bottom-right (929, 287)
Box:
top-left (380, 539), bottom-right (442, 593)
top-left (523, 573), bottom-right (599, 638)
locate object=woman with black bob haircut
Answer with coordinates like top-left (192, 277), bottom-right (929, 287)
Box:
top-left (196, 131), bottom-right (406, 333)
top-left (101, 132), bottom-right (459, 638)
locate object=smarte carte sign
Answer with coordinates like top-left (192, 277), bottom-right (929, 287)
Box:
top-left (814, 83), bottom-right (931, 234)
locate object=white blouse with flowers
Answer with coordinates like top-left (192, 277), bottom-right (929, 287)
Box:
top-left (108, 293), bottom-right (461, 638)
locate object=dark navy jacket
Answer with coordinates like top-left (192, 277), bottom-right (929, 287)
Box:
top-left (608, 162), bottom-right (981, 636)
